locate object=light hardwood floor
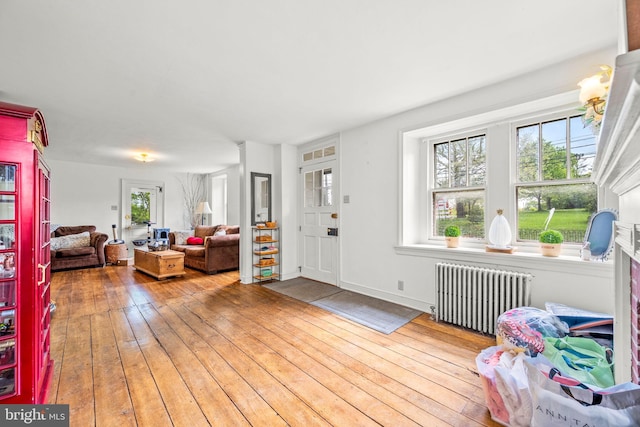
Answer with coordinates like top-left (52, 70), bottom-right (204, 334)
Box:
top-left (49, 265), bottom-right (500, 427)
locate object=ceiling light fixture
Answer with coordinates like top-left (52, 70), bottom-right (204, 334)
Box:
top-left (577, 65), bottom-right (612, 133)
top-left (135, 153), bottom-right (155, 162)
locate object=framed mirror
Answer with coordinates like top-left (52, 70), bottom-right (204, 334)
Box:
top-left (582, 208), bottom-right (618, 261)
top-left (251, 172), bottom-right (271, 225)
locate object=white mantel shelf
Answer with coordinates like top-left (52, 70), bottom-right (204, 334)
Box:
top-left (593, 49), bottom-right (640, 195)
top-left (615, 221), bottom-right (640, 261)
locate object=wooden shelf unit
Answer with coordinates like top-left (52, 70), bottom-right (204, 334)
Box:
top-left (252, 227), bottom-right (279, 283)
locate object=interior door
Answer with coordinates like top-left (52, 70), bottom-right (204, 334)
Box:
top-left (121, 180), bottom-right (164, 250)
top-left (300, 159), bottom-right (338, 285)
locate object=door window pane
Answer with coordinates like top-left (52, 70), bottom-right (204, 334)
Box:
top-left (131, 191), bottom-right (151, 225)
top-left (0, 196), bottom-right (14, 221)
top-left (304, 168), bottom-right (333, 207)
top-left (0, 166), bottom-right (15, 192)
top-left (0, 226), bottom-right (15, 250)
top-left (304, 172), bottom-right (314, 207)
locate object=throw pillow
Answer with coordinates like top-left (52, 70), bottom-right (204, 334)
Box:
top-left (186, 236), bottom-right (204, 245)
top-left (173, 231), bottom-right (193, 245)
top-left (214, 229), bottom-right (226, 236)
top-left (50, 231), bottom-right (90, 251)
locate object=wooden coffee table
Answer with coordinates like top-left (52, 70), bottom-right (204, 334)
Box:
top-left (133, 247), bottom-right (185, 280)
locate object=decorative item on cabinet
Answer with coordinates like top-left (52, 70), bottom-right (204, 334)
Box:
top-left (252, 225), bottom-right (279, 282)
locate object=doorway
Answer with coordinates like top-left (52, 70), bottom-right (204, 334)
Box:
top-left (121, 179), bottom-right (165, 250)
top-left (299, 142), bottom-right (339, 285)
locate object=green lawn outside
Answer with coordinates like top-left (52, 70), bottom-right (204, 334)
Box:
top-left (518, 209), bottom-right (592, 231)
top-left (436, 208), bottom-right (592, 242)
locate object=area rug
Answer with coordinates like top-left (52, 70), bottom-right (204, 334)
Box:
top-left (264, 278), bottom-right (423, 334)
top-left (263, 278), bottom-right (342, 302)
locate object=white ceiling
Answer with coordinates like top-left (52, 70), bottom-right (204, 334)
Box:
top-left (0, 1), bottom-right (619, 173)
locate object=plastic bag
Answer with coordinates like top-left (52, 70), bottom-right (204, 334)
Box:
top-left (542, 336), bottom-right (614, 388)
top-left (493, 352), bottom-right (533, 427)
top-left (476, 346), bottom-right (510, 425)
top-left (496, 307), bottom-right (568, 356)
top-left (526, 356), bottom-right (640, 426)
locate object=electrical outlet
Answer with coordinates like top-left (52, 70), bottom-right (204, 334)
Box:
top-left (397, 280), bottom-right (404, 291)
top-left (111, 205), bottom-right (118, 211)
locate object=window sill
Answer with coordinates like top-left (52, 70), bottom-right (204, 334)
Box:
top-left (395, 243), bottom-right (613, 277)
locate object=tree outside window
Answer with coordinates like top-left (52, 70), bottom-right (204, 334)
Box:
top-left (516, 115), bottom-right (597, 243)
top-left (432, 135), bottom-right (486, 238)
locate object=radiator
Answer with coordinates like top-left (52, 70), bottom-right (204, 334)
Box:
top-left (435, 263), bottom-right (532, 334)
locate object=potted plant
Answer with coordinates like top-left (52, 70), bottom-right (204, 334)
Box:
top-left (539, 229), bottom-right (563, 257)
top-left (444, 225), bottom-right (461, 248)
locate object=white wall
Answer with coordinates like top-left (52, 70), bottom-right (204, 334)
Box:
top-left (47, 159), bottom-right (187, 235)
top-left (336, 47), bottom-right (619, 314)
top-left (238, 141), bottom-right (276, 283)
top-left (274, 144), bottom-right (298, 280)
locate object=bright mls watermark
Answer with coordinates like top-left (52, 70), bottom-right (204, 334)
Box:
top-left (0, 405), bottom-right (69, 426)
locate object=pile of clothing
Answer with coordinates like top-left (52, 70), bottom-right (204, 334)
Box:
top-left (476, 305), bottom-right (639, 426)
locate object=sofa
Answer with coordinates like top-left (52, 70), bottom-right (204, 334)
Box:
top-left (169, 225), bottom-right (239, 274)
top-left (50, 225), bottom-right (109, 272)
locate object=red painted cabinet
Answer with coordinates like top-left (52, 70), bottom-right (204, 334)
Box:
top-left (0, 101), bottom-right (53, 403)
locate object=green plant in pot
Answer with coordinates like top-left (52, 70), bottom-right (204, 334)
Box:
top-left (539, 229), bottom-right (563, 257)
top-left (444, 225), bottom-right (461, 248)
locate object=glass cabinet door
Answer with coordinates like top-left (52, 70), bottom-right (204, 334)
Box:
top-left (0, 163), bottom-right (16, 398)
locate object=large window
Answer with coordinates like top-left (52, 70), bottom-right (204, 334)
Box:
top-left (516, 115), bottom-right (597, 243)
top-left (432, 134), bottom-right (486, 238)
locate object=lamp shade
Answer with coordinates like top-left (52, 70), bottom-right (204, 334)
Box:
top-left (578, 75), bottom-right (607, 104)
top-left (196, 202), bottom-right (212, 215)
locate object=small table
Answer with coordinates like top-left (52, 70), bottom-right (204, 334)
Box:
top-left (105, 243), bottom-right (128, 265)
top-left (133, 247), bottom-right (185, 280)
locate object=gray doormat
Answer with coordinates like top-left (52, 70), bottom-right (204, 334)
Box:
top-left (263, 278), bottom-right (342, 302)
top-left (264, 278), bottom-right (423, 334)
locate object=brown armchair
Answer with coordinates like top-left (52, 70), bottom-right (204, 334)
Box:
top-left (169, 225), bottom-right (239, 274)
top-left (50, 225), bottom-right (108, 272)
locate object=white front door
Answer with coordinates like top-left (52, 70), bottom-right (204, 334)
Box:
top-left (300, 158), bottom-right (338, 285)
top-left (121, 179), bottom-right (165, 251)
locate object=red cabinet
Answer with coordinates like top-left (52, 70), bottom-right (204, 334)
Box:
top-left (0, 101), bottom-right (53, 403)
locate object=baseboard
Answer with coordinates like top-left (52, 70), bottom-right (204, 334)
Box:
top-left (338, 279), bottom-right (432, 313)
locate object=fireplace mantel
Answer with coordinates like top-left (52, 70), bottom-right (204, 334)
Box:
top-left (593, 49), bottom-right (640, 195)
top-left (616, 222), bottom-right (640, 261)
top-left (596, 48), bottom-right (640, 384)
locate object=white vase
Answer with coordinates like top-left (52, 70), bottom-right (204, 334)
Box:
top-left (488, 209), bottom-right (512, 248)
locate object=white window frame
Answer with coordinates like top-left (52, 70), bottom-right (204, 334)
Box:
top-left (427, 129), bottom-right (487, 240)
top-left (512, 111), bottom-right (599, 244)
top-left (400, 91), bottom-right (614, 255)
